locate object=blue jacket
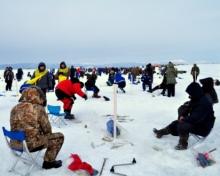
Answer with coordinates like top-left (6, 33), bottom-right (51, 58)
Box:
top-left (141, 74), bottom-right (152, 84)
top-left (115, 73), bottom-right (125, 84)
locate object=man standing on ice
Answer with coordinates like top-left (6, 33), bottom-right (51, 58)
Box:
top-left (153, 82), bottom-right (215, 150)
top-left (55, 78), bottom-right (87, 119)
top-left (191, 64), bottom-right (200, 82)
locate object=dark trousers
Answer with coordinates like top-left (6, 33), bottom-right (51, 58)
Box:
top-left (193, 75), bottom-right (198, 82)
top-left (167, 84), bottom-right (175, 97)
top-left (151, 84), bottom-right (167, 95)
top-left (86, 85), bottom-right (99, 94)
top-left (55, 89), bottom-right (73, 113)
top-left (142, 82), bottom-right (152, 91)
top-left (118, 81), bottom-right (126, 89)
top-left (118, 82), bottom-right (126, 93)
top-left (167, 120), bottom-right (207, 137)
top-left (41, 88), bottom-right (47, 96)
top-left (5, 80), bottom-right (13, 91)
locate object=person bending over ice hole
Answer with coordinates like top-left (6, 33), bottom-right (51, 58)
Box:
top-left (141, 71), bottom-right (152, 92)
top-left (114, 71), bottom-right (126, 93)
top-left (10, 87), bottom-right (64, 169)
top-left (153, 82), bottom-right (215, 150)
top-left (55, 78), bottom-right (87, 119)
top-left (85, 72), bottom-right (101, 98)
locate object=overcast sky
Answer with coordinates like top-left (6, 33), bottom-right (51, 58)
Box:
top-left (0, 0), bottom-right (219, 64)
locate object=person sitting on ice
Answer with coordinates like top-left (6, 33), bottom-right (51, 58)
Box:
top-left (106, 69), bottom-right (115, 86)
top-left (114, 70), bottom-right (126, 93)
top-left (200, 77), bottom-right (218, 105)
top-left (10, 86), bottom-right (64, 169)
top-left (141, 71), bottom-right (152, 92)
top-left (150, 73), bottom-right (167, 95)
top-left (55, 78), bottom-right (87, 119)
top-left (153, 82), bottom-right (215, 150)
top-left (85, 71), bottom-right (101, 98)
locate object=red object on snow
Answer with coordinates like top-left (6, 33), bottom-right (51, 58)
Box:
top-left (68, 154), bottom-right (94, 175)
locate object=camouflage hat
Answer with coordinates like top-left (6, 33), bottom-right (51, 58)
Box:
top-left (19, 86), bottom-right (46, 106)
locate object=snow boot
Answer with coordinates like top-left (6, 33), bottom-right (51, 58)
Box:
top-left (64, 112), bottom-right (75, 120)
top-left (153, 127), bottom-right (170, 138)
top-left (42, 160), bottom-right (62, 169)
top-left (175, 135), bottom-right (189, 150)
top-left (92, 93), bottom-right (101, 98)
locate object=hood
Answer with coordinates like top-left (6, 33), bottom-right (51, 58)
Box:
top-left (60, 61), bottom-right (67, 68)
top-left (186, 82), bottom-right (204, 100)
top-left (19, 86), bottom-right (47, 106)
top-left (200, 77), bottom-right (214, 93)
top-left (167, 62), bottom-right (174, 68)
top-left (38, 62), bottom-right (46, 71)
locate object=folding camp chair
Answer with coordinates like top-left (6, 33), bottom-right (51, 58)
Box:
top-left (47, 105), bottom-right (67, 128)
top-left (2, 127), bottom-right (41, 176)
top-left (190, 117), bottom-right (215, 148)
top-left (190, 134), bottom-right (207, 148)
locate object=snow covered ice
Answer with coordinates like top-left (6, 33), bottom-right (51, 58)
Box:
top-left (0, 64), bottom-right (219, 176)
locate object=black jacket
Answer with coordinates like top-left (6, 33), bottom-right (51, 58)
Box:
top-left (85, 74), bottom-right (97, 88)
top-left (184, 82), bottom-right (215, 136)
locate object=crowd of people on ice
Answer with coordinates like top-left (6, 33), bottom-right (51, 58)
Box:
top-left (0, 61), bottom-right (219, 172)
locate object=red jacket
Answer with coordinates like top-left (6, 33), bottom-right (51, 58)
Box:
top-left (56, 80), bottom-right (85, 97)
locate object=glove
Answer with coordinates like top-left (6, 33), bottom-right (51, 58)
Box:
top-left (72, 95), bottom-right (77, 100)
top-left (83, 94), bottom-right (88, 100)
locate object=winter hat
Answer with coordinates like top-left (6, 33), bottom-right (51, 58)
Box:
top-left (38, 62), bottom-right (46, 70)
top-left (19, 86), bottom-right (47, 106)
top-left (186, 82), bottom-right (203, 101)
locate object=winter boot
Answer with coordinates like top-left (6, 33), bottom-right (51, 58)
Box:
top-left (175, 135), bottom-right (189, 150)
top-left (64, 112), bottom-right (75, 120)
top-left (153, 127), bottom-right (170, 138)
top-left (42, 160), bottom-right (62, 169)
top-left (92, 93), bottom-right (101, 98)
top-left (120, 88), bottom-right (126, 93)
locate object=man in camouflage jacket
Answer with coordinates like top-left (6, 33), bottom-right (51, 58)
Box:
top-left (10, 86), bottom-right (64, 169)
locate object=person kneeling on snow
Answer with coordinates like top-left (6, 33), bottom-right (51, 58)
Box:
top-left (114, 71), bottom-right (126, 93)
top-left (55, 78), bottom-right (87, 119)
top-left (85, 72), bottom-right (101, 98)
top-left (153, 82), bottom-right (215, 150)
top-left (10, 87), bottom-right (64, 169)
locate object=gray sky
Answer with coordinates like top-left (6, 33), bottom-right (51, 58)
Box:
top-left (0, 0), bottom-right (220, 64)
